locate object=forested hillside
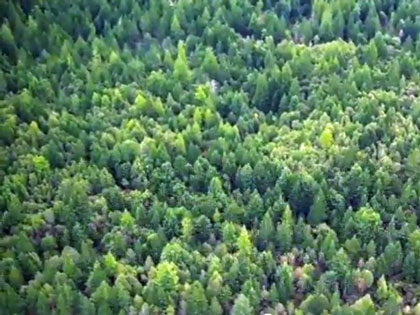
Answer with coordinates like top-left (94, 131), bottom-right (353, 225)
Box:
top-left (2, 0), bottom-right (420, 314)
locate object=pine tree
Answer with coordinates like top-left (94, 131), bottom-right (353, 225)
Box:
top-left (258, 212), bottom-right (275, 248)
top-left (202, 47), bottom-right (219, 79)
top-left (320, 8), bottom-right (334, 41)
top-left (236, 164), bottom-right (255, 191)
top-left (170, 14), bottom-right (184, 39)
top-left (0, 23), bottom-right (18, 62)
top-left (289, 172), bottom-right (317, 216)
top-left (86, 263), bottom-right (107, 293)
top-left (354, 207), bottom-right (381, 243)
top-left (300, 294), bottom-right (330, 315)
top-left (147, 261), bottom-right (179, 307)
top-left (57, 284), bottom-right (74, 315)
top-left (185, 281), bottom-right (209, 315)
top-left (252, 73), bottom-right (270, 112)
top-left (320, 229), bottom-right (338, 260)
top-left (331, 248), bottom-right (351, 280)
top-left (299, 19), bottom-right (313, 43)
top-left (308, 190), bottom-right (327, 225)
top-left (364, 40), bottom-right (378, 67)
top-left (246, 190), bottom-right (264, 223)
top-left (79, 294), bottom-right (95, 315)
top-left (350, 295), bottom-right (376, 315)
top-left (276, 206), bottom-right (293, 252)
top-left (210, 297), bottom-right (223, 315)
top-left (36, 291), bottom-right (51, 315)
top-left (8, 266), bottom-right (23, 289)
top-left (332, 10), bottom-right (344, 38)
top-left (174, 41), bottom-right (192, 84)
top-left (231, 294), bottom-right (253, 315)
top-left (319, 125), bottom-right (334, 149)
top-left (276, 263), bottom-right (294, 303)
top-left (365, 6), bottom-right (380, 39)
top-left (237, 227), bottom-right (252, 257)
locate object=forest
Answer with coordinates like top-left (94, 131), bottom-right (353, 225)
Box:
top-left (2, 0), bottom-right (420, 314)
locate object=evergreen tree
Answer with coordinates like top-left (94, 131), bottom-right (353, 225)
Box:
top-left (231, 294), bottom-right (253, 315)
top-left (0, 23), bottom-right (18, 62)
top-left (252, 73), bottom-right (270, 112)
top-left (170, 14), bottom-right (184, 39)
top-left (300, 294), bottom-right (330, 315)
top-left (174, 41), bottom-right (192, 84)
top-left (308, 190), bottom-right (327, 225)
top-left (185, 281), bottom-right (208, 315)
top-left (258, 212), bottom-right (275, 248)
top-left (210, 297), bottom-right (223, 315)
top-left (276, 206), bottom-right (293, 252)
top-left (202, 47), bottom-right (219, 79)
top-left (320, 8), bottom-right (334, 41)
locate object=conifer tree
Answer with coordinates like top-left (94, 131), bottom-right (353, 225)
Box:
top-left (174, 41), bottom-right (192, 84)
top-left (232, 294), bottom-right (253, 315)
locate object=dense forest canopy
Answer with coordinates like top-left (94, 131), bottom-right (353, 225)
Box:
top-left (2, 0), bottom-right (420, 314)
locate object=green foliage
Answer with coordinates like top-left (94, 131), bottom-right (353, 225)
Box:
top-left (276, 263), bottom-right (294, 303)
top-left (231, 294), bottom-right (253, 315)
top-left (331, 248), bottom-right (351, 280)
top-left (185, 281), bottom-right (208, 315)
top-left (300, 294), bottom-right (330, 315)
top-left (288, 172), bottom-right (318, 216)
top-left (0, 22), bottom-right (18, 62)
top-left (276, 206), bottom-right (294, 253)
top-left (308, 190), bottom-right (327, 225)
top-left (252, 73), bottom-right (270, 112)
top-left (209, 297), bottom-right (223, 315)
top-left (237, 227), bottom-right (252, 257)
top-left (147, 261), bottom-right (179, 307)
top-left (2, 0), bottom-right (420, 313)
top-left (319, 125), bottom-right (334, 149)
top-left (350, 294), bottom-right (376, 315)
top-left (354, 207), bottom-right (381, 242)
top-left (202, 47), bottom-right (219, 79)
top-left (174, 41), bottom-right (191, 84)
top-left (258, 211), bottom-right (274, 248)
